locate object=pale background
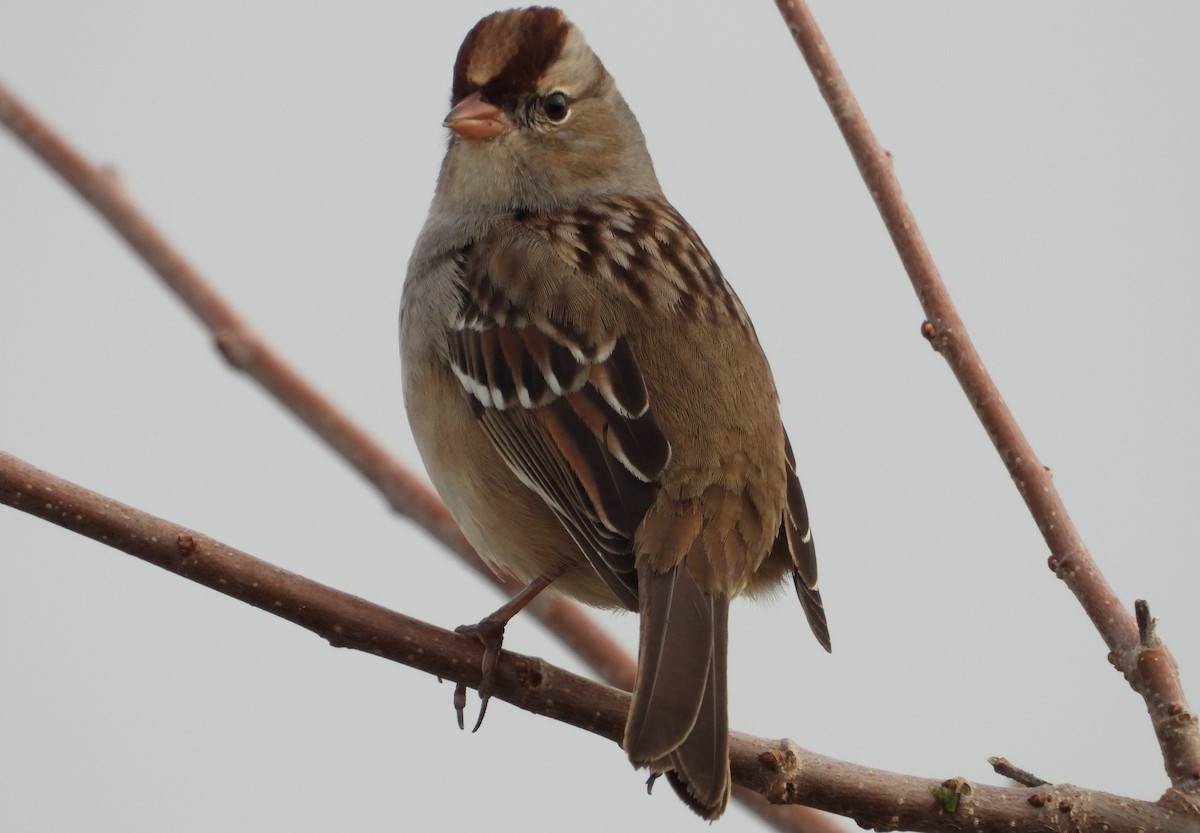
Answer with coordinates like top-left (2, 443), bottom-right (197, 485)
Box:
top-left (2, 2), bottom-right (1198, 831)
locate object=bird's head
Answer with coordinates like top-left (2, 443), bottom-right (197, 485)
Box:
top-left (434, 7), bottom-right (661, 213)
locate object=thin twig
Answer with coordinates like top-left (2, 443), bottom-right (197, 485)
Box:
top-left (988, 757), bottom-right (1049, 789)
top-left (2, 451), bottom-right (1191, 833)
top-left (771, 0), bottom-right (1200, 796)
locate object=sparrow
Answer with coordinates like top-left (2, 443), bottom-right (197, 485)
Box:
top-left (400, 7), bottom-right (829, 820)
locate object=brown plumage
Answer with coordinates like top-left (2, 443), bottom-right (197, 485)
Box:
top-left (400, 6), bottom-right (829, 819)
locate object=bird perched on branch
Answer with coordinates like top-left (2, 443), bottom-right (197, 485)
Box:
top-left (400, 6), bottom-right (829, 819)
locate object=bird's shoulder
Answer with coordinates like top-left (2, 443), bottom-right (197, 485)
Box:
top-left (461, 196), bottom-right (752, 334)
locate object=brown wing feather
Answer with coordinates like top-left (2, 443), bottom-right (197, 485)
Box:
top-left (781, 431), bottom-right (830, 651)
top-left (446, 231), bottom-right (672, 610)
top-left (479, 405), bottom-right (642, 606)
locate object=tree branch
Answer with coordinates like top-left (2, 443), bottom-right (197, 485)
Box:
top-left (772, 0), bottom-right (1200, 797)
top-left (3, 451), bottom-right (1193, 833)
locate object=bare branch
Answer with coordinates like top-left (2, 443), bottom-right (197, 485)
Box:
top-left (771, 0), bottom-right (1200, 795)
top-left (3, 452), bottom-right (1194, 833)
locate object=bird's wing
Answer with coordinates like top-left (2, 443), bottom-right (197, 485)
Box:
top-left (444, 224), bottom-right (671, 609)
top-left (777, 430), bottom-right (830, 651)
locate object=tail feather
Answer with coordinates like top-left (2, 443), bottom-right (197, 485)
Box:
top-left (665, 595), bottom-right (730, 819)
top-left (624, 565), bottom-right (730, 819)
top-left (624, 565), bottom-right (713, 763)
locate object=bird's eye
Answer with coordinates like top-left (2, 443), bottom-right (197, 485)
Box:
top-left (542, 92), bottom-right (570, 122)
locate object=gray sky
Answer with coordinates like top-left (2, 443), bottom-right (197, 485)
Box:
top-left (3, 2), bottom-right (1198, 831)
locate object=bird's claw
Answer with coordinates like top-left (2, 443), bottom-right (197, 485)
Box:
top-left (453, 681), bottom-right (468, 730)
top-left (454, 617), bottom-right (507, 732)
top-left (645, 771), bottom-right (662, 795)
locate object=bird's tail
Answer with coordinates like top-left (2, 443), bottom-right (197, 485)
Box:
top-left (624, 564), bottom-right (730, 819)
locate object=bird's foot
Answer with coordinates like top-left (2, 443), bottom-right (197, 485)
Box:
top-left (453, 615), bottom-right (507, 732)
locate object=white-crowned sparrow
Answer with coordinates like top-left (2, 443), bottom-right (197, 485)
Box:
top-left (400, 6), bottom-right (829, 819)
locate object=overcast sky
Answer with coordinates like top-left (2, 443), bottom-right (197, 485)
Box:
top-left (3, 3), bottom-right (1198, 831)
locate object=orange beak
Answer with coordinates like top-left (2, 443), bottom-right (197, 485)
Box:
top-left (443, 91), bottom-right (509, 140)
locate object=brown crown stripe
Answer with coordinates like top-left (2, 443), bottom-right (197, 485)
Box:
top-left (451, 7), bottom-right (569, 106)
